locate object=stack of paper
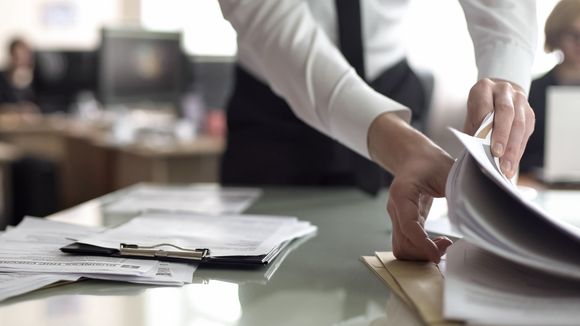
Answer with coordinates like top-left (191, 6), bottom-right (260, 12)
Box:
top-left (364, 127), bottom-right (580, 325)
top-left (104, 184), bottom-right (262, 215)
top-left (444, 128), bottom-right (580, 325)
top-left (0, 217), bottom-right (198, 302)
top-left (64, 211), bottom-right (318, 265)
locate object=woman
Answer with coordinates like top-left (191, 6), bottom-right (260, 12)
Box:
top-left (521, 0), bottom-right (580, 171)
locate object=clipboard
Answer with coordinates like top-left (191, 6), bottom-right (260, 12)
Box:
top-left (61, 242), bottom-right (209, 262)
top-left (60, 242), bottom-right (281, 266)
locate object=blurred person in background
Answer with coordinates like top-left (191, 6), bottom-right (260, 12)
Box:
top-left (0, 37), bottom-right (40, 122)
top-left (0, 38), bottom-right (56, 225)
top-left (522, 0), bottom-right (580, 172)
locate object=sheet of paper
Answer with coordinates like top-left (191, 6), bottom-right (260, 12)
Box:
top-left (532, 190), bottom-right (580, 228)
top-left (0, 217), bottom-right (105, 245)
top-left (104, 184), bottom-right (262, 215)
top-left (451, 128), bottom-right (580, 237)
top-left (0, 218), bottom-right (158, 276)
top-left (447, 129), bottom-right (580, 280)
top-left (445, 240), bottom-right (580, 325)
top-left (0, 272), bottom-right (80, 302)
top-left (425, 198), bottom-right (462, 240)
top-left (77, 212), bottom-right (317, 258)
top-left (0, 249), bottom-right (158, 276)
top-left (85, 261), bottom-right (197, 286)
top-left (0, 217), bottom-right (197, 300)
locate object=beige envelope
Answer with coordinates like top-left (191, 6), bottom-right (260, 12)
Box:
top-left (361, 252), bottom-right (463, 326)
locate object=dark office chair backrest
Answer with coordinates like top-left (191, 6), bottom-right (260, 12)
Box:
top-left (33, 50), bottom-right (97, 113)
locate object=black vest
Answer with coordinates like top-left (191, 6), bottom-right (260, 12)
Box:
top-left (220, 2), bottom-right (426, 195)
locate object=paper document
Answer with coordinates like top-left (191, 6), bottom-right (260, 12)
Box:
top-left (0, 251), bottom-right (157, 276)
top-left (446, 128), bottom-right (580, 280)
top-left (0, 217), bottom-right (199, 301)
top-left (86, 261), bottom-right (197, 286)
top-left (75, 212), bottom-right (317, 259)
top-left (445, 240), bottom-right (580, 325)
top-left (443, 128), bottom-right (580, 325)
top-left (105, 184), bottom-right (262, 215)
top-left (0, 218), bottom-right (157, 276)
top-left (0, 273), bottom-right (81, 302)
top-left (0, 217), bottom-right (105, 244)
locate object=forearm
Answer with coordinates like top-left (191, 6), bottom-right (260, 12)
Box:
top-left (368, 112), bottom-right (453, 179)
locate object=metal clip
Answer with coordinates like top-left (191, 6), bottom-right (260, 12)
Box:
top-left (120, 243), bottom-right (209, 261)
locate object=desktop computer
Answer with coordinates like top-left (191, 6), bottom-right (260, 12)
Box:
top-left (98, 28), bottom-right (185, 109)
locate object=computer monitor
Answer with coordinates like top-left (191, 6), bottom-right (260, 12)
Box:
top-left (98, 28), bottom-right (184, 107)
top-left (537, 86), bottom-right (580, 183)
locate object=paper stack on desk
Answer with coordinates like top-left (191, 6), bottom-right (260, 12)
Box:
top-left (104, 184), bottom-right (262, 215)
top-left (63, 211), bottom-right (317, 265)
top-left (445, 128), bottom-right (580, 325)
top-left (0, 217), bottom-right (198, 302)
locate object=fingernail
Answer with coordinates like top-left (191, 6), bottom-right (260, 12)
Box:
top-left (502, 160), bottom-right (512, 175)
top-left (493, 143), bottom-right (504, 156)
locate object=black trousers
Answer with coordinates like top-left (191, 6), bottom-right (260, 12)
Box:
top-left (220, 59), bottom-right (426, 194)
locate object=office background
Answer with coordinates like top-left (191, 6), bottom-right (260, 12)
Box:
top-left (0, 0), bottom-right (564, 228)
top-left (0, 0), bottom-right (562, 146)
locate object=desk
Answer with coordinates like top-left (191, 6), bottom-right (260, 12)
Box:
top-left (0, 187), bottom-right (425, 326)
top-left (0, 117), bottom-right (226, 210)
top-left (111, 136), bottom-right (225, 189)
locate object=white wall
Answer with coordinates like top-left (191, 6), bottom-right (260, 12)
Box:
top-left (141, 0), bottom-right (237, 56)
top-left (0, 0), bottom-right (123, 66)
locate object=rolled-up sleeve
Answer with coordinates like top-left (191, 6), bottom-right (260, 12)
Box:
top-left (459, 0), bottom-right (537, 94)
top-left (218, 0), bottom-right (410, 159)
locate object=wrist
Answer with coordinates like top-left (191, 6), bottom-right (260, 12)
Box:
top-left (368, 112), bottom-right (451, 176)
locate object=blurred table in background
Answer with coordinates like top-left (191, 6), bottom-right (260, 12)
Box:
top-left (0, 115), bottom-right (225, 214)
top-left (108, 136), bottom-right (224, 189)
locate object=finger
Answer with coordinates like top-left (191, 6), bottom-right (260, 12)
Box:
top-left (465, 79), bottom-right (494, 135)
top-left (391, 213), bottom-right (440, 262)
top-left (395, 236), bottom-right (440, 262)
top-left (515, 102), bottom-right (536, 170)
top-left (499, 91), bottom-right (526, 178)
top-left (392, 185), bottom-right (441, 262)
top-left (387, 194), bottom-right (413, 261)
top-left (388, 182), bottom-right (440, 262)
top-left (491, 83), bottom-right (515, 159)
top-left (433, 236), bottom-right (453, 256)
top-left (387, 195), bottom-right (402, 247)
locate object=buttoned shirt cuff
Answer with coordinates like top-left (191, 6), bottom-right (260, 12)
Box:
top-left (476, 42), bottom-right (534, 95)
top-left (329, 79), bottom-right (411, 159)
